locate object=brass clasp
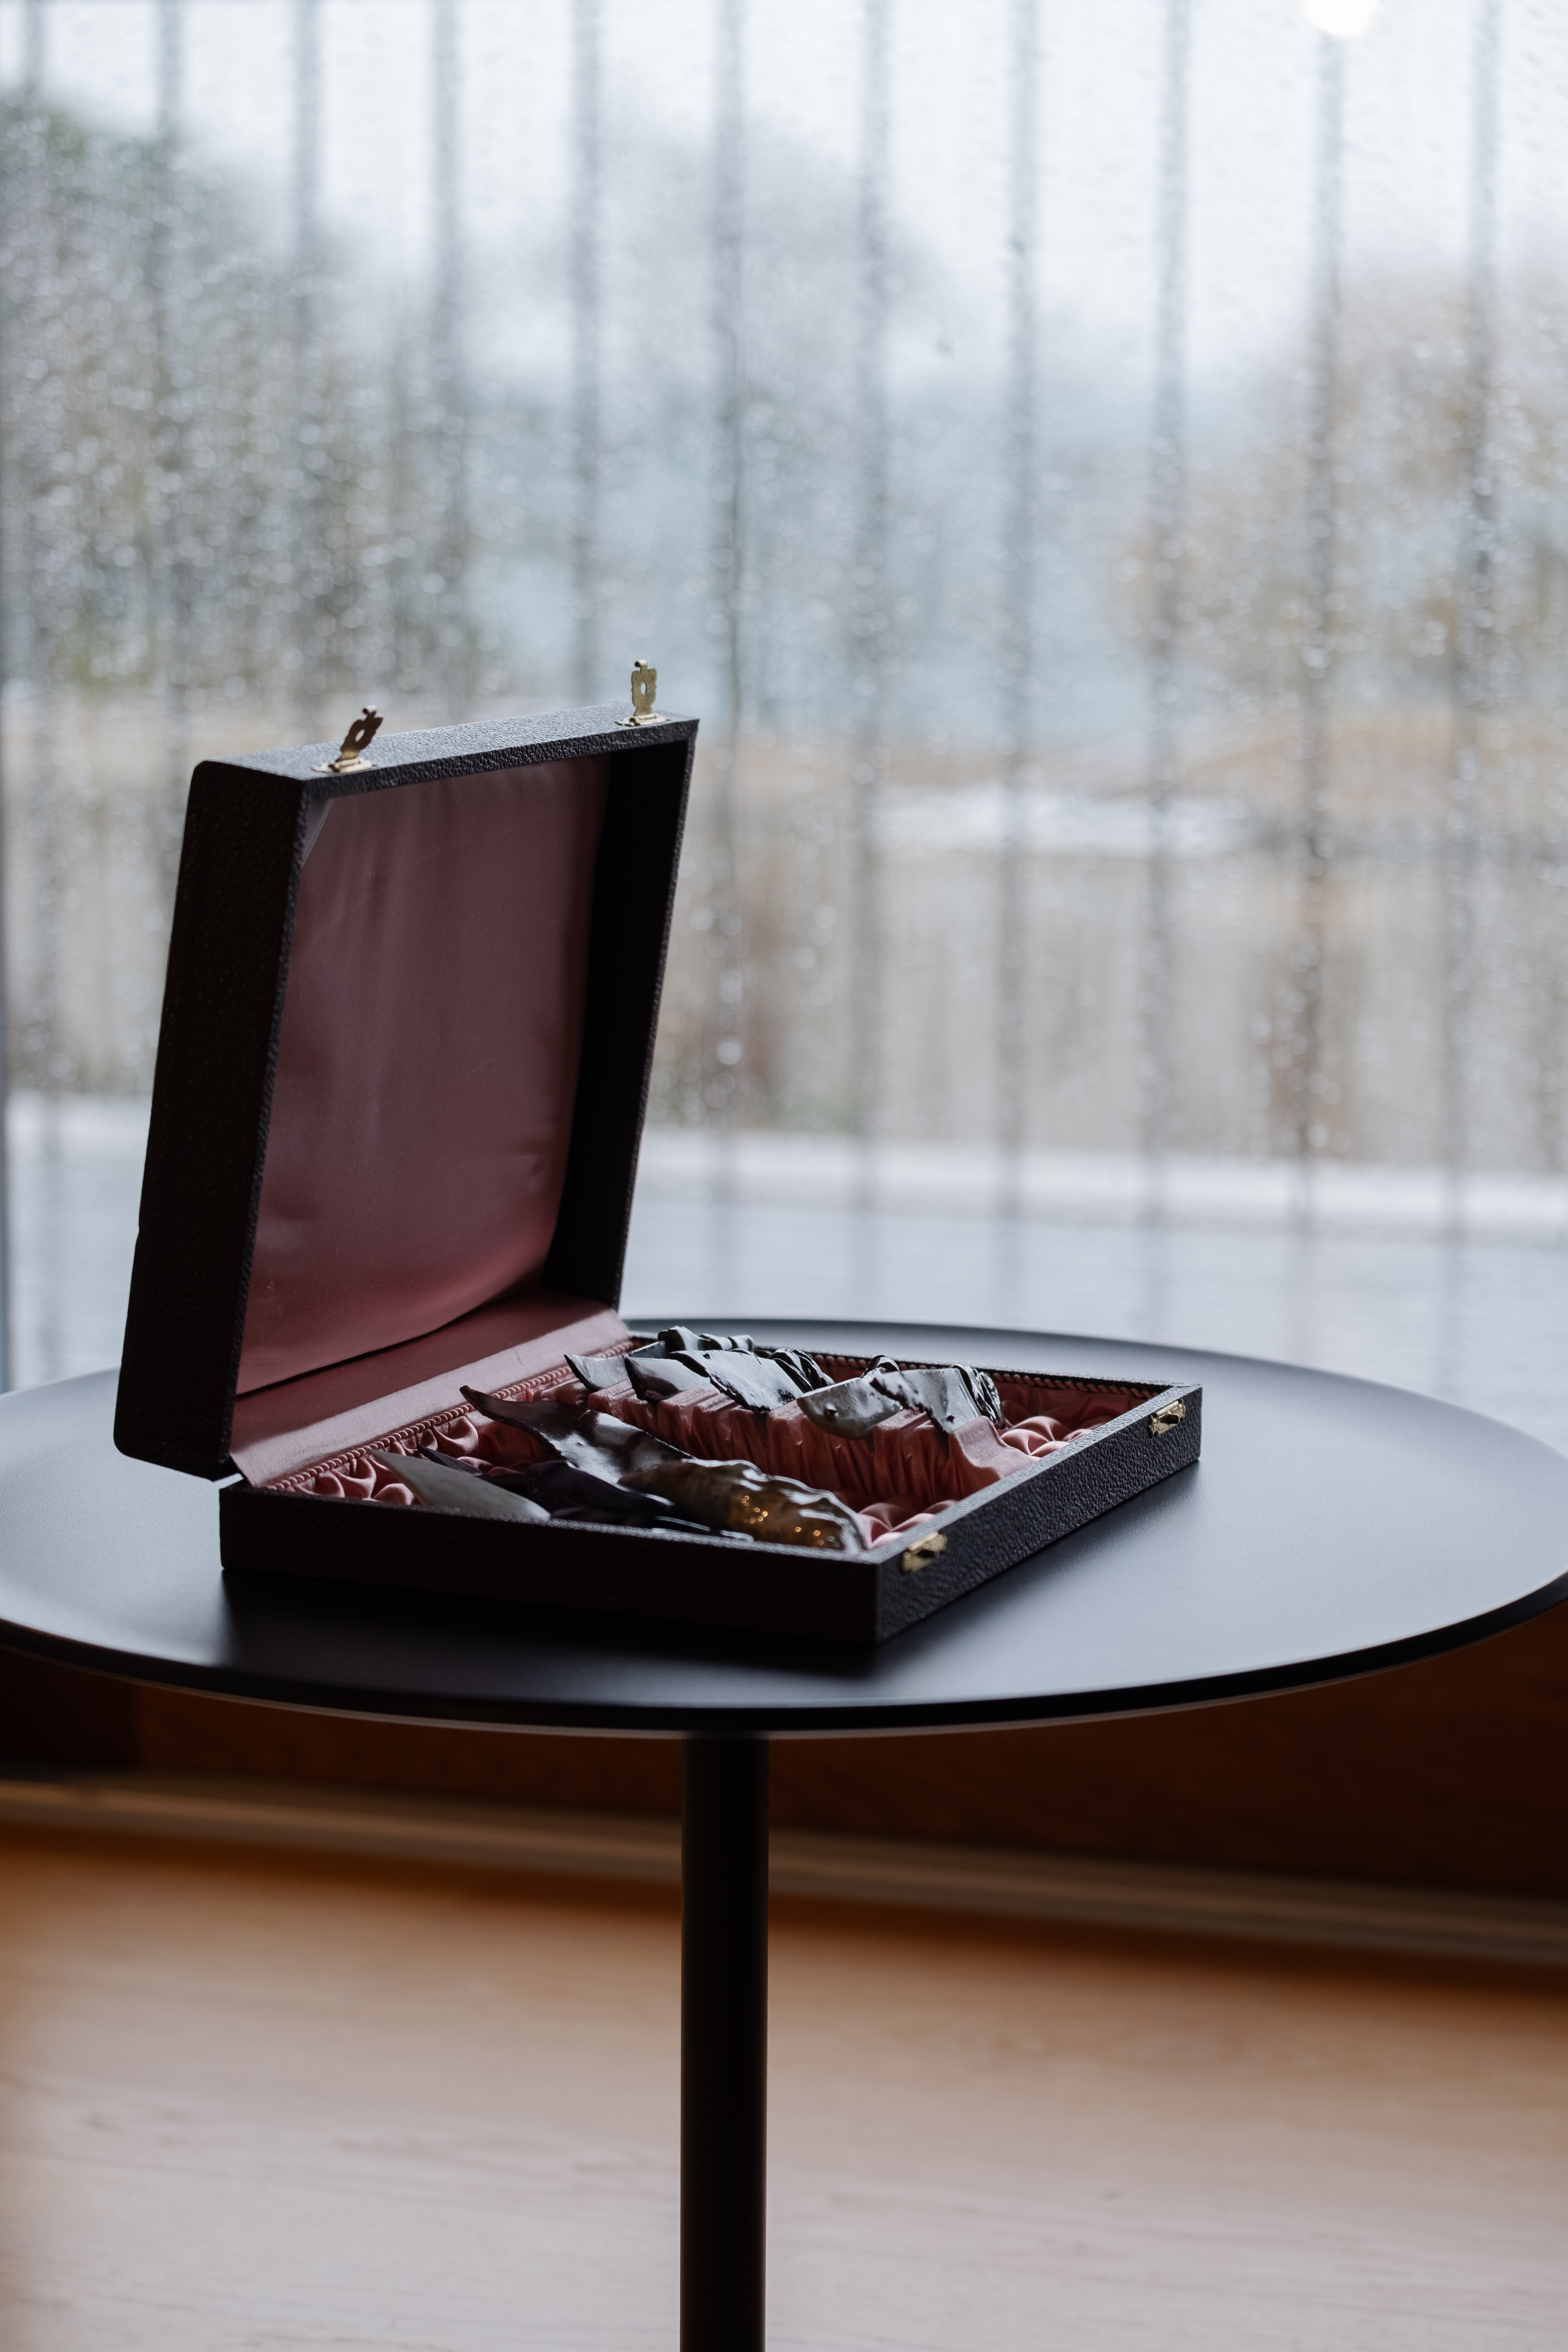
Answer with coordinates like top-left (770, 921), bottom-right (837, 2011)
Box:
top-left (314, 707), bottom-right (384, 774)
top-left (1149, 1399), bottom-right (1187, 1438)
top-left (901, 1530), bottom-right (948, 1575)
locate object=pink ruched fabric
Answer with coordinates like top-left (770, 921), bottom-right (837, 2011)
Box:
top-left (275, 1363), bottom-right (1152, 1546)
top-left (610, 1383), bottom-right (1049, 1517)
top-left (298, 1412), bottom-right (539, 1507)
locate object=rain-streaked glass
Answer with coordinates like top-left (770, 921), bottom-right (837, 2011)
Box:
top-left (4, 0), bottom-right (1568, 1406)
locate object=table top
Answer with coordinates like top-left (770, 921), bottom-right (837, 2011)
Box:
top-left (1, 1319), bottom-right (1565, 1736)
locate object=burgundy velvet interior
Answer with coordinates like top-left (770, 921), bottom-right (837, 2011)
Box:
top-left (236, 757), bottom-right (609, 1396)
top-left (269, 1356), bottom-right (1154, 1550)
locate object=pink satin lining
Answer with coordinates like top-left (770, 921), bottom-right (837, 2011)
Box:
top-left (236, 757), bottom-right (609, 1396)
top-left (228, 1295), bottom-right (630, 1486)
top-left (268, 1358), bottom-right (1150, 1547)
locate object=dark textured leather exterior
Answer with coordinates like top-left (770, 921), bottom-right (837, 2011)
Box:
top-left (875, 1382), bottom-right (1202, 1640)
top-left (218, 1377), bottom-right (1202, 1646)
top-left (542, 739), bottom-right (691, 1307)
top-left (115, 768), bottom-right (306, 1477)
top-left (114, 708), bottom-right (696, 1480)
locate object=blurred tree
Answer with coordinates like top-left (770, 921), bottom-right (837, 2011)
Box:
top-left (0, 93), bottom-right (490, 711)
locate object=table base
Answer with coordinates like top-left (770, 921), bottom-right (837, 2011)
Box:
top-left (682, 1735), bottom-right (769, 2352)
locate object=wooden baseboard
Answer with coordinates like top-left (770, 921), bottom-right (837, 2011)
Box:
top-left (2, 1767), bottom-right (1566, 1969)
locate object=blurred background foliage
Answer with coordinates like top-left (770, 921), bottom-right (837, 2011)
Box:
top-left (4, 0), bottom-right (1568, 1185)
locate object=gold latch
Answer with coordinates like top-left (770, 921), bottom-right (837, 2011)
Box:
top-left (314, 707), bottom-right (384, 774)
top-left (1149, 1398), bottom-right (1187, 1438)
top-left (901, 1529), bottom-right (948, 1575)
top-left (615, 658), bottom-right (663, 727)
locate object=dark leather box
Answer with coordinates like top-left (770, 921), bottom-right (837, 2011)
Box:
top-left (115, 702), bottom-right (1200, 1646)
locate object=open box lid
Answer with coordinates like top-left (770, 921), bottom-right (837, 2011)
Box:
top-left (114, 704), bottom-right (697, 1483)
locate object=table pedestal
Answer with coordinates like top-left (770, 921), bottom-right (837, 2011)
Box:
top-left (682, 1735), bottom-right (769, 2352)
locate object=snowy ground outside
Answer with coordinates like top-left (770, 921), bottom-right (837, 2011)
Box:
top-left (12, 1096), bottom-right (1568, 1455)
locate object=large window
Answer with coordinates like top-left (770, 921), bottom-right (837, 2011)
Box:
top-left (6, 0), bottom-right (1568, 1431)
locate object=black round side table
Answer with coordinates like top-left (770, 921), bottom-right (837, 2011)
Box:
top-left (2, 1319), bottom-right (1566, 2351)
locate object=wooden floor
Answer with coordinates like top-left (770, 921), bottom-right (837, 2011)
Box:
top-left (0, 1829), bottom-right (1565, 2348)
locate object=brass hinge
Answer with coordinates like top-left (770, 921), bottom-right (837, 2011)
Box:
top-left (1149, 1399), bottom-right (1187, 1438)
top-left (615, 658), bottom-right (664, 726)
top-left (314, 706), bottom-right (384, 774)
